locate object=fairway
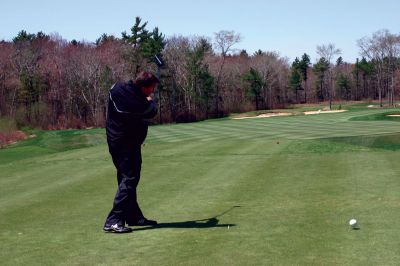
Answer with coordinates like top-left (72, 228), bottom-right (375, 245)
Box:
top-left (1, 106), bottom-right (400, 265)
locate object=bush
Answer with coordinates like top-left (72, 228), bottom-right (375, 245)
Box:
top-left (0, 118), bottom-right (27, 148)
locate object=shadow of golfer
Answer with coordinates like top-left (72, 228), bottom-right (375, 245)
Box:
top-left (133, 206), bottom-right (240, 232)
top-left (133, 217), bottom-right (235, 232)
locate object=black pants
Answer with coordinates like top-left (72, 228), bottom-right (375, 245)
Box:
top-left (105, 141), bottom-right (144, 226)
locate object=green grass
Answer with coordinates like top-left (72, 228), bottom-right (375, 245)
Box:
top-left (349, 110), bottom-right (400, 122)
top-left (1, 105), bottom-right (400, 265)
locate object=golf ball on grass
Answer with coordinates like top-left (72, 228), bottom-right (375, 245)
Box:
top-left (349, 218), bottom-right (358, 228)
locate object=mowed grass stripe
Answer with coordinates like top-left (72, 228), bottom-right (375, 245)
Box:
top-left (148, 110), bottom-right (400, 143)
top-left (148, 115), bottom-right (317, 142)
top-left (1, 106), bottom-right (400, 265)
top-left (0, 146), bottom-right (109, 209)
top-left (148, 122), bottom-right (260, 142)
top-left (149, 118), bottom-right (315, 142)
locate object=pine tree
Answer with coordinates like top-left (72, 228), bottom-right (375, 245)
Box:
top-left (289, 57), bottom-right (302, 103)
top-left (299, 53), bottom-right (311, 102)
top-left (242, 68), bottom-right (263, 110)
top-left (358, 57), bottom-right (373, 98)
top-left (313, 57), bottom-right (330, 101)
top-left (122, 17), bottom-right (166, 75)
top-left (336, 74), bottom-right (351, 100)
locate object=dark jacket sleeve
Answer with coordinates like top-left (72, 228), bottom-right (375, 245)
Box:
top-left (142, 100), bottom-right (158, 119)
top-left (109, 82), bottom-right (158, 119)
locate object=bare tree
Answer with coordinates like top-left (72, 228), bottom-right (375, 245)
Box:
top-left (316, 43), bottom-right (341, 109)
top-left (358, 29), bottom-right (400, 106)
top-left (0, 42), bottom-right (17, 117)
top-left (252, 51), bottom-right (288, 109)
top-left (213, 30), bottom-right (241, 116)
top-left (164, 36), bottom-right (191, 121)
top-left (383, 32), bottom-right (400, 105)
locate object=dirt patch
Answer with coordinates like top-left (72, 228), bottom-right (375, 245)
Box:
top-left (304, 110), bottom-right (347, 115)
top-left (233, 113), bottom-right (292, 120)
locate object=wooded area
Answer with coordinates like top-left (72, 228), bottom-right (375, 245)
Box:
top-left (1, 17), bottom-right (399, 129)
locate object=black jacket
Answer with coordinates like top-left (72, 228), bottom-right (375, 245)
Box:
top-left (106, 81), bottom-right (157, 146)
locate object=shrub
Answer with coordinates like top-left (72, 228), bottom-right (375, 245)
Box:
top-left (0, 118), bottom-right (27, 148)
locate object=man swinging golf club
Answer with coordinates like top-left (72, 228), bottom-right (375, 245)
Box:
top-left (103, 71), bottom-right (159, 233)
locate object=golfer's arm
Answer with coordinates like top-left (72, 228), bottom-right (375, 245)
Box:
top-left (142, 100), bottom-right (157, 119)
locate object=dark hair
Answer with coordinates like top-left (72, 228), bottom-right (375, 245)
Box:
top-left (133, 71), bottom-right (159, 88)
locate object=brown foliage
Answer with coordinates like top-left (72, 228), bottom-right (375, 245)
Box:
top-left (0, 130), bottom-right (27, 148)
top-left (2, 29), bottom-right (399, 128)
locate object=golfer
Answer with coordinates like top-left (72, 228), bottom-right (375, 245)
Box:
top-left (103, 71), bottom-right (159, 233)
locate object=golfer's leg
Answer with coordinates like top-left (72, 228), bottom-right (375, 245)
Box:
top-left (126, 147), bottom-right (144, 224)
top-left (105, 153), bottom-right (138, 226)
top-left (126, 194), bottom-right (143, 224)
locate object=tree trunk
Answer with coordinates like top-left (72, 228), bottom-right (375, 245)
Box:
top-left (215, 56), bottom-right (226, 117)
top-left (390, 75), bottom-right (395, 106)
top-left (205, 92), bottom-right (209, 120)
top-left (378, 75), bottom-right (382, 107)
top-left (363, 74), bottom-right (367, 99)
top-left (304, 78), bottom-right (307, 103)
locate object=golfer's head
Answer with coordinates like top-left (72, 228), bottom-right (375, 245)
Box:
top-left (134, 71), bottom-right (159, 96)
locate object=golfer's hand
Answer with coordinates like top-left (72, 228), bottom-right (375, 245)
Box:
top-left (146, 96), bottom-right (152, 101)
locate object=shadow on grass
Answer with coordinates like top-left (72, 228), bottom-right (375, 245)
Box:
top-left (133, 206), bottom-right (240, 232)
top-left (133, 217), bottom-right (235, 232)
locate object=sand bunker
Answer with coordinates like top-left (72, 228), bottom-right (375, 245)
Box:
top-left (233, 113), bottom-right (292, 120)
top-left (387, 114), bottom-right (400, 117)
top-left (304, 110), bottom-right (347, 115)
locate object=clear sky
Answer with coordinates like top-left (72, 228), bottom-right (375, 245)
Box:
top-left (1, 0), bottom-right (399, 63)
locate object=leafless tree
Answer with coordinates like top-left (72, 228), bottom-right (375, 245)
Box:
top-left (252, 51), bottom-right (288, 109)
top-left (213, 30), bottom-right (241, 116)
top-left (358, 29), bottom-right (400, 106)
top-left (0, 43), bottom-right (17, 117)
top-left (316, 43), bottom-right (342, 109)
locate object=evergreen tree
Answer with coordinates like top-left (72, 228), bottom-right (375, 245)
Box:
top-left (122, 17), bottom-right (150, 47)
top-left (336, 56), bottom-right (344, 66)
top-left (141, 27), bottom-right (165, 60)
top-left (358, 57), bottom-right (373, 98)
top-left (187, 41), bottom-right (214, 119)
top-left (353, 58), bottom-right (361, 100)
top-left (96, 34), bottom-right (118, 46)
top-left (336, 74), bottom-right (351, 100)
top-left (240, 49), bottom-right (249, 57)
top-left (122, 17), bottom-right (166, 75)
top-left (253, 49), bottom-right (265, 56)
top-left (289, 57), bottom-right (302, 103)
top-left (313, 57), bottom-right (330, 101)
top-left (13, 30), bottom-right (35, 43)
top-left (242, 68), bottom-right (263, 110)
top-left (299, 53), bottom-right (311, 102)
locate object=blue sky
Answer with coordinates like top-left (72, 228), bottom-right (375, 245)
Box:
top-left (1, 0), bottom-right (399, 63)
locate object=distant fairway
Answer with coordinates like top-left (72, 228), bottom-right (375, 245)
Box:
top-left (1, 105), bottom-right (400, 265)
top-left (147, 108), bottom-right (400, 142)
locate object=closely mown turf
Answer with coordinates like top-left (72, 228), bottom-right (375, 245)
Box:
top-left (349, 111), bottom-right (400, 122)
top-left (1, 105), bottom-right (400, 265)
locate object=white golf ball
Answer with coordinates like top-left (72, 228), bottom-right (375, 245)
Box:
top-left (349, 219), bottom-right (357, 226)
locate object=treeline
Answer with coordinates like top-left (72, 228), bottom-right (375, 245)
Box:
top-left (0, 17), bottom-right (399, 129)
top-left (289, 33), bottom-right (400, 110)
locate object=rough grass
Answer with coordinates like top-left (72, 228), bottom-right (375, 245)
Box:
top-left (1, 105), bottom-right (400, 265)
